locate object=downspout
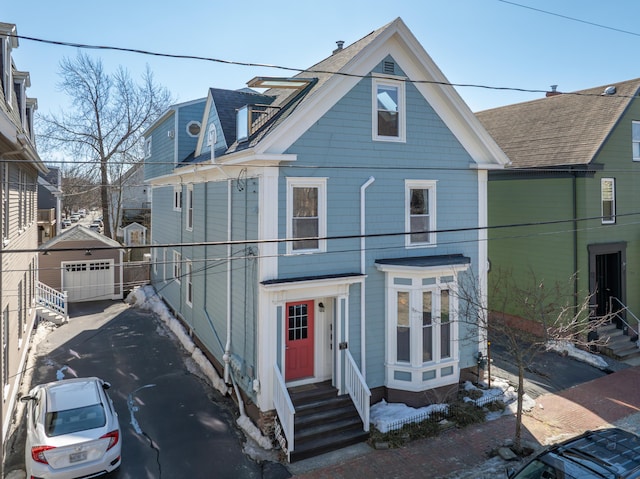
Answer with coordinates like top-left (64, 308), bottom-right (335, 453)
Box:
top-left (223, 178), bottom-right (232, 384)
top-left (360, 176), bottom-right (375, 378)
top-left (573, 172), bottom-right (578, 312)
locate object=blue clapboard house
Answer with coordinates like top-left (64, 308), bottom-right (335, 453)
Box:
top-left (144, 18), bottom-right (509, 461)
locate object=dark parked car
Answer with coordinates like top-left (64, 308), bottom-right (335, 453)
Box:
top-left (509, 428), bottom-right (640, 479)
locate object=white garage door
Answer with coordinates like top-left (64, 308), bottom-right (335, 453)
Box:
top-left (62, 260), bottom-right (115, 302)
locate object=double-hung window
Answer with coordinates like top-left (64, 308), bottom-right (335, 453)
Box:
top-left (286, 178), bottom-right (327, 254)
top-left (186, 260), bottom-right (193, 307)
top-left (173, 251), bottom-right (182, 282)
top-left (173, 185), bottom-right (182, 211)
top-left (144, 137), bottom-right (152, 159)
top-left (601, 178), bottom-right (615, 224)
top-left (406, 180), bottom-right (437, 247)
top-left (633, 121), bottom-right (640, 161)
top-left (186, 185), bottom-right (193, 231)
top-left (373, 77), bottom-right (405, 142)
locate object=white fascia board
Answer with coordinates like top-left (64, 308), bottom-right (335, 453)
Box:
top-left (195, 90), bottom-right (214, 157)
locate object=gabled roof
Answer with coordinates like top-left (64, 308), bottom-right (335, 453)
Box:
top-left (476, 78), bottom-right (640, 169)
top-left (39, 225), bottom-right (123, 249)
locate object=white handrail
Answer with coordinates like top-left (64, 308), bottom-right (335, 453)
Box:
top-left (36, 281), bottom-right (68, 320)
top-left (273, 364), bottom-right (295, 455)
top-left (345, 350), bottom-right (371, 432)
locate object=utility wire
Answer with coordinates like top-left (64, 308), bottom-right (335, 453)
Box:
top-left (8, 33), bottom-right (638, 99)
top-left (498, 0), bottom-right (640, 38)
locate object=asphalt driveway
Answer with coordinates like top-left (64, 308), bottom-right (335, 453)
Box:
top-left (4, 300), bottom-right (290, 479)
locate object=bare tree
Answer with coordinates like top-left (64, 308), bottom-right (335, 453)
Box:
top-left (457, 267), bottom-right (613, 452)
top-left (37, 52), bottom-right (171, 239)
top-left (59, 167), bottom-right (98, 217)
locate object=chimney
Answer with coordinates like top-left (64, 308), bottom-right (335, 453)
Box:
top-left (546, 85), bottom-right (561, 97)
top-left (333, 40), bottom-right (344, 54)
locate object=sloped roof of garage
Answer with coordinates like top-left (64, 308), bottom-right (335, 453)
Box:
top-left (39, 225), bottom-right (123, 249)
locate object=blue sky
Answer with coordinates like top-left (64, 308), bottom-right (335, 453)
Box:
top-left (4, 0), bottom-right (640, 115)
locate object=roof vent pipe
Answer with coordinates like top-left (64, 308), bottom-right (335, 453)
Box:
top-left (546, 85), bottom-right (561, 97)
top-left (333, 40), bottom-right (345, 54)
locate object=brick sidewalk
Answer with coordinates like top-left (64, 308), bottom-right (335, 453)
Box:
top-left (291, 366), bottom-right (640, 479)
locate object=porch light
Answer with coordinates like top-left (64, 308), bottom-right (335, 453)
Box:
top-left (318, 302), bottom-right (325, 312)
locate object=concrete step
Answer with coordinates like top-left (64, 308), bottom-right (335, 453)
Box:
top-left (36, 307), bottom-right (67, 325)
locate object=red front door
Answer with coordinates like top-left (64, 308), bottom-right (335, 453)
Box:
top-left (285, 300), bottom-right (314, 381)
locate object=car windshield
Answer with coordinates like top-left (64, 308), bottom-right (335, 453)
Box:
top-left (45, 403), bottom-right (106, 437)
top-left (512, 456), bottom-right (609, 479)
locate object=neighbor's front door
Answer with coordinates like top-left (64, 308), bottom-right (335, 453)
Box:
top-left (285, 300), bottom-right (314, 381)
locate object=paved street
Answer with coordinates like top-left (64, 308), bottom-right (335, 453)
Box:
top-left (4, 300), bottom-right (290, 479)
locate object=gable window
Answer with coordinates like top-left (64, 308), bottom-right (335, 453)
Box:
top-left (186, 185), bottom-right (193, 231)
top-left (1, 36), bottom-right (12, 106)
top-left (186, 121), bottom-right (201, 138)
top-left (173, 185), bottom-right (182, 211)
top-left (633, 121), bottom-right (640, 161)
top-left (144, 137), bottom-right (152, 159)
top-left (173, 251), bottom-right (182, 282)
top-left (286, 177), bottom-right (327, 254)
top-left (373, 77), bottom-right (405, 142)
top-left (186, 260), bottom-right (193, 307)
top-left (378, 263), bottom-right (467, 391)
top-left (406, 180), bottom-right (437, 247)
top-left (601, 178), bottom-right (615, 224)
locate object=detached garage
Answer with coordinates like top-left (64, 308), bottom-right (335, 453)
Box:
top-left (39, 225), bottom-right (124, 302)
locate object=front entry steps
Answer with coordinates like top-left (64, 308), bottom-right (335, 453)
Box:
top-left (598, 321), bottom-right (640, 366)
top-left (288, 380), bottom-right (369, 462)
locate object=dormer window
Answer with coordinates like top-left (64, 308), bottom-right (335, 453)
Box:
top-left (25, 98), bottom-right (36, 139)
top-left (13, 71), bottom-right (28, 125)
top-left (236, 105), bottom-right (249, 142)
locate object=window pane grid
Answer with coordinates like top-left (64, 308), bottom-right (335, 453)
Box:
top-left (288, 304), bottom-right (309, 341)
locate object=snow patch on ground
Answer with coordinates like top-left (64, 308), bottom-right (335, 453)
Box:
top-left (126, 286), bottom-right (273, 452)
top-left (546, 340), bottom-right (610, 369)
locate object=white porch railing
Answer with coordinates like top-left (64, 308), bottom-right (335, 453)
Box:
top-left (273, 364), bottom-right (295, 456)
top-left (36, 281), bottom-right (68, 322)
top-left (345, 350), bottom-right (371, 432)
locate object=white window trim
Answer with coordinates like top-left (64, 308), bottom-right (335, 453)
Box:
top-left (186, 184), bottom-right (193, 231)
top-left (144, 137), bottom-right (152, 159)
top-left (633, 121), bottom-right (640, 162)
top-left (3, 162), bottom-right (9, 245)
top-left (173, 251), bottom-right (181, 283)
top-left (378, 264), bottom-right (467, 391)
top-left (601, 177), bottom-right (616, 225)
top-left (162, 249), bottom-right (166, 282)
top-left (286, 177), bottom-right (327, 255)
top-left (405, 180), bottom-right (437, 248)
top-left (185, 259), bottom-right (193, 307)
top-left (186, 120), bottom-right (201, 138)
top-left (173, 185), bottom-right (182, 212)
top-left (152, 243), bottom-right (158, 275)
top-left (372, 76), bottom-right (406, 143)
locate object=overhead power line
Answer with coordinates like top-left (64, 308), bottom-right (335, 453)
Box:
top-left (5, 210), bottom-right (640, 255)
top-left (498, 0), bottom-right (640, 37)
top-left (8, 33), bottom-right (638, 99)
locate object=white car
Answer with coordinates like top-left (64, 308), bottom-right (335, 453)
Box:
top-left (21, 377), bottom-right (121, 478)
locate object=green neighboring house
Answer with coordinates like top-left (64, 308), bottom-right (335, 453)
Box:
top-left (477, 78), bottom-right (640, 361)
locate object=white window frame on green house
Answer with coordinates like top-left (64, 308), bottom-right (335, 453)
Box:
top-left (173, 250), bottom-right (182, 283)
top-left (633, 121), bottom-right (640, 161)
top-left (286, 177), bottom-right (327, 255)
top-left (406, 180), bottom-right (437, 247)
top-left (372, 76), bottom-right (405, 142)
top-left (185, 259), bottom-right (193, 307)
top-left (601, 178), bottom-right (615, 224)
top-left (377, 263), bottom-right (467, 391)
top-left (186, 184), bottom-right (193, 231)
top-left (173, 185), bottom-right (182, 212)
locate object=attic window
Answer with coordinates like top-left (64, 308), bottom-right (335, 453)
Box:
top-left (383, 61), bottom-right (395, 75)
top-left (186, 121), bottom-right (201, 137)
top-left (237, 105), bottom-right (249, 142)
